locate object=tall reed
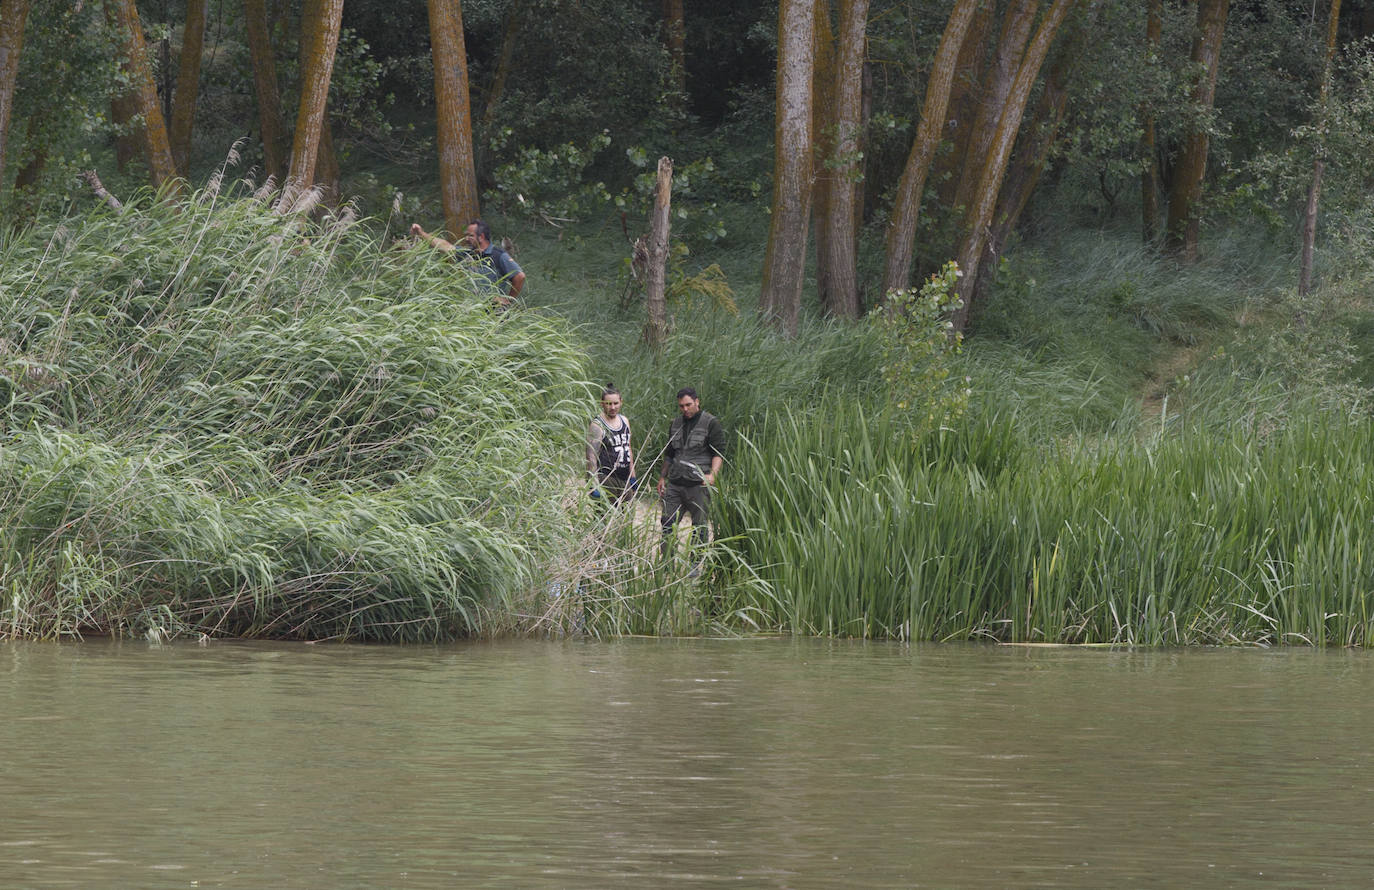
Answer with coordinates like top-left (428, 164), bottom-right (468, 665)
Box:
top-left (1, 185), bottom-right (587, 640)
top-left (719, 399), bottom-right (1374, 646)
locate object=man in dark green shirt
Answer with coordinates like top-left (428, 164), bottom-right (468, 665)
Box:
top-left (657, 387), bottom-right (724, 558)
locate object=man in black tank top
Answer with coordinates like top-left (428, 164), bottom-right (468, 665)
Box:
top-left (587, 386), bottom-right (636, 505)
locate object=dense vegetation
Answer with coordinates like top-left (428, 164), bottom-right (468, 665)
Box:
top-left (4, 1), bottom-right (1374, 643)
top-left (0, 182), bottom-right (585, 640)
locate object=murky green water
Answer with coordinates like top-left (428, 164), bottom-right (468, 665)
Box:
top-left (3, 638), bottom-right (1373, 888)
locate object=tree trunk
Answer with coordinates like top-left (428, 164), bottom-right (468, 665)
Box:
top-left (12, 111), bottom-right (42, 191)
top-left (1164, 0), bottom-right (1229, 261)
top-left (281, 0), bottom-right (343, 207)
top-left (480, 2), bottom-right (520, 137)
top-left (1299, 0), bottom-right (1342, 298)
top-left (759, 0), bottom-right (816, 338)
top-left (662, 0), bottom-right (685, 112)
top-left (244, 0), bottom-right (288, 182)
top-left (1140, 0), bottom-right (1162, 245)
top-left (427, 0), bottom-right (480, 236)
top-left (881, 0), bottom-right (979, 296)
top-left (106, 0), bottom-right (180, 193)
top-left (315, 112), bottom-right (341, 204)
top-left (644, 156), bottom-right (672, 347)
top-left (973, 9), bottom-right (1087, 309)
top-left (0, 0), bottom-right (31, 189)
top-left (813, 0), bottom-right (869, 319)
top-left (951, 0), bottom-right (1074, 333)
top-left (951, 0), bottom-right (1038, 219)
top-left (811, 0), bottom-right (837, 312)
top-left (295, 0), bottom-right (341, 206)
top-left (169, 0), bottom-right (208, 176)
top-left (934, 0), bottom-right (992, 212)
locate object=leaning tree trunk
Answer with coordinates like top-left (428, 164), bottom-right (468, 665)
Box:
top-left (169, 0), bottom-right (207, 175)
top-left (1140, 0), bottom-right (1163, 245)
top-left (933, 1), bottom-right (992, 212)
top-left (644, 156), bottom-right (673, 347)
top-left (478, 2), bottom-right (520, 145)
top-left (244, 0), bottom-right (288, 182)
top-left (281, 0), bottom-right (343, 208)
top-left (0, 0), bottom-right (32, 188)
top-left (814, 0), bottom-right (870, 319)
top-left (1299, 0), bottom-right (1342, 298)
top-left (758, 0), bottom-right (817, 338)
top-left (106, 0), bottom-right (180, 193)
top-left (972, 9), bottom-right (1088, 310)
top-left (1165, 0), bottom-right (1229, 261)
top-left (951, 0), bottom-right (1038, 219)
top-left (881, 0), bottom-right (979, 296)
top-left (427, 0), bottom-right (480, 235)
top-left (951, 0), bottom-right (1074, 333)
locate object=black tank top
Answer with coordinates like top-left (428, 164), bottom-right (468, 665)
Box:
top-left (596, 417), bottom-right (631, 473)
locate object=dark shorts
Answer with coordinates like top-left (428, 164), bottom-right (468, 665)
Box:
top-left (597, 467), bottom-right (633, 504)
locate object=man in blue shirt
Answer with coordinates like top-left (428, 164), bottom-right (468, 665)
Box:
top-left (411, 218), bottom-right (526, 309)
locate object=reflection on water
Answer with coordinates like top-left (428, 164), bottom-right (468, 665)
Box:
top-left (3, 638), bottom-right (1374, 888)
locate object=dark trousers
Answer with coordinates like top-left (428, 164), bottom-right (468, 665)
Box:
top-left (661, 481), bottom-right (710, 555)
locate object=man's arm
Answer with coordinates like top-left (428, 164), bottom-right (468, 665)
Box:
top-left (496, 251), bottom-right (525, 299)
top-left (410, 223), bottom-right (457, 254)
top-left (657, 436), bottom-right (674, 496)
top-left (704, 417), bottom-right (725, 485)
top-left (587, 420), bottom-right (603, 475)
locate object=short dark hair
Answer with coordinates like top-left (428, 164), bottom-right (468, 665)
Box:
top-left (601, 384), bottom-right (620, 399)
top-left (676, 387), bottom-right (698, 401)
top-left (469, 219), bottom-right (492, 243)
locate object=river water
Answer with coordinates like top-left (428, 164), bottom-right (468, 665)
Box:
top-left (3, 638), bottom-right (1372, 888)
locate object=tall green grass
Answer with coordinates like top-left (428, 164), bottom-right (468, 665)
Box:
top-left (1, 183), bottom-right (588, 640)
top-left (719, 400), bottom-right (1374, 646)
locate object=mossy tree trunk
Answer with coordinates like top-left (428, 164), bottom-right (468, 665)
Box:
top-left (950, 0), bottom-right (1037, 220)
top-left (973, 8), bottom-right (1089, 309)
top-left (244, 0), bottom-right (288, 183)
top-left (951, 0), bottom-right (1075, 333)
top-left (169, 0), bottom-right (207, 176)
top-left (759, 0), bottom-right (816, 338)
top-left (1164, 0), bottom-right (1229, 262)
top-left (933, 1), bottom-right (992, 213)
top-left (281, 0), bottom-right (343, 207)
top-left (1299, 0), bottom-right (1342, 298)
top-left (427, 0), bottom-right (480, 236)
top-left (0, 0), bottom-right (31, 191)
top-left (106, 0), bottom-right (180, 193)
top-left (813, 0), bottom-right (869, 320)
top-left (881, 0), bottom-right (979, 296)
top-left (1140, 0), bottom-right (1163, 245)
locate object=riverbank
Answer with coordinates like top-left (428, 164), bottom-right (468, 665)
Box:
top-left (4, 189), bottom-right (1374, 644)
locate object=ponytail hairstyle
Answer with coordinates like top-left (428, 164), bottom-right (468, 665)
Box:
top-left (601, 384), bottom-right (620, 400)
